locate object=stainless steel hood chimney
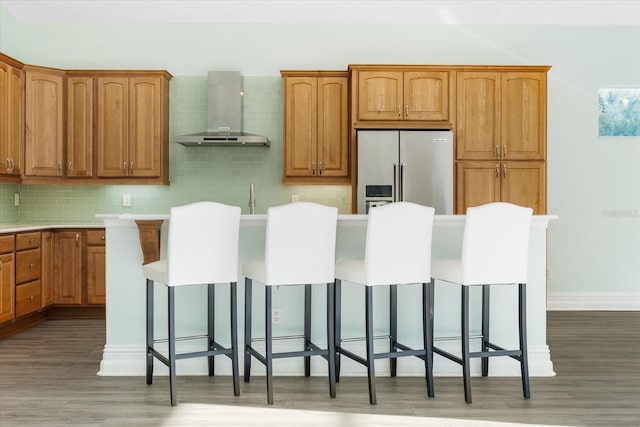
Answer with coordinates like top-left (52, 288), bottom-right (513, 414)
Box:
top-left (176, 71), bottom-right (270, 146)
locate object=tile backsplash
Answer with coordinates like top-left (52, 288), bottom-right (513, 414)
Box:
top-left (2, 75), bottom-right (351, 223)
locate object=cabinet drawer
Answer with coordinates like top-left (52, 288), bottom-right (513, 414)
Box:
top-left (87, 229), bottom-right (106, 245)
top-left (0, 234), bottom-right (15, 254)
top-left (16, 232), bottom-right (41, 251)
top-left (16, 281), bottom-right (41, 317)
top-left (16, 248), bottom-right (41, 284)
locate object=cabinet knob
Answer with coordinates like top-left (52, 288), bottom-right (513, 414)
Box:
top-left (122, 162), bottom-right (127, 175)
top-left (405, 104), bottom-right (409, 118)
top-left (101, 235), bottom-right (105, 240)
top-left (397, 105), bottom-right (402, 118)
top-left (29, 263), bottom-right (35, 269)
top-left (68, 162), bottom-right (72, 173)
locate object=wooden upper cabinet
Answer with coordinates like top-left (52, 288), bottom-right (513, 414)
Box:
top-left (357, 71), bottom-right (403, 121)
top-left (353, 67), bottom-right (449, 122)
top-left (456, 72), bottom-right (501, 160)
top-left (24, 67), bottom-right (65, 177)
top-left (97, 76), bottom-right (129, 177)
top-left (129, 76), bottom-right (163, 178)
top-left (0, 56), bottom-right (24, 178)
top-left (456, 70), bottom-right (546, 160)
top-left (501, 72), bottom-right (546, 160)
top-left (66, 76), bottom-right (93, 177)
top-left (96, 73), bottom-right (169, 182)
top-left (282, 71), bottom-right (349, 183)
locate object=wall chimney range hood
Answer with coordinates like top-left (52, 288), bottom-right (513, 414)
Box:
top-left (176, 71), bottom-right (269, 146)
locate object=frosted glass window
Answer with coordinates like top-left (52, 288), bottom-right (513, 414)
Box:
top-left (599, 88), bottom-right (640, 137)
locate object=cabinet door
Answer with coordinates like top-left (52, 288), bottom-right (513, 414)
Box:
top-left (0, 62), bottom-right (23, 177)
top-left (0, 253), bottom-right (15, 324)
top-left (54, 231), bottom-right (83, 305)
top-left (317, 76), bottom-right (348, 177)
top-left (456, 72), bottom-right (501, 160)
top-left (455, 161), bottom-right (500, 214)
top-left (24, 69), bottom-right (64, 176)
top-left (357, 71), bottom-right (403, 121)
top-left (284, 76), bottom-right (317, 177)
top-left (501, 161), bottom-right (546, 214)
top-left (40, 231), bottom-right (55, 308)
top-left (86, 245), bottom-right (105, 305)
top-left (404, 71), bottom-right (449, 121)
top-left (97, 76), bottom-right (129, 177)
top-left (129, 77), bottom-right (162, 177)
top-left (502, 72), bottom-right (546, 160)
top-left (67, 76), bottom-right (94, 177)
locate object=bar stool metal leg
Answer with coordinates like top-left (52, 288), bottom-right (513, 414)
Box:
top-left (168, 286), bottom-right (177, 406)
top-left (265, 286), bottom-right (274, 404)
top-left (481, 284), bottom-right (490, 377)
top-left (208, 283), bottom-right (215, 376)
top-left (326, 282), bottom-right (337, 397)
top-left (365, 286), bottom-right (377, 405)
top-left (389, 284), bottom-right (398, 377)
top-left (230, 281), bottom-right (240, 396)
top-left (334, 279), bottom-right (342, 383)
top-left (304, 284), bottom-right (312, 377)
top-left (244, 278), bottom-right (252, 382)
top-left (461, 286), bottom-right (472, 404)
top-left (423, 281), bottom-right (434, 398)
top-left (519, 283), bottom-right (531, 399)
top-left (146, 279), bottom-right (154, 385)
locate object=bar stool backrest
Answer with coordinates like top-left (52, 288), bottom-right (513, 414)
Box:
top-left (167, 201), bottom-right (241, 286)
top-left (364, 202), bottom-right (435, 286)
top-left (461, 202), bottom-right (533, 285)
top-left (264, 202), bottom-right (338, 286)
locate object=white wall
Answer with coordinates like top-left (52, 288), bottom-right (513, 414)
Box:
top-left (1, 6), bottom-right (639, 307)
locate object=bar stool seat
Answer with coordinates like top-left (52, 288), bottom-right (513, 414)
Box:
top-left (144, 201), bottom-right (241, 406)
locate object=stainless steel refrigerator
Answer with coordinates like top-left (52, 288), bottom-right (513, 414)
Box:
top-left (357, 130), bottom-right (453, 214)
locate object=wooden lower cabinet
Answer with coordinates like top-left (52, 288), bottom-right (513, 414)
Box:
top-left (0, 251), bottom-right (15, 324)
top-left (86, 229), bottom-right (106, 305)
top-left (14, 232), bottom-right (41, 318)
top-left (456, 161), bottom-right (546, 214)
top-left (15, 280), bottom-right (41, 318)
top-left (54, 230), bottom-right (83, 305)
top-left (40, 231), bottom-right (55, 308)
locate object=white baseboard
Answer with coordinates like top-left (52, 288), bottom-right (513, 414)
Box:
top-left (99, 341), bottom-right (555, 377)
top-left (547, 292), bottom-right (640, 311)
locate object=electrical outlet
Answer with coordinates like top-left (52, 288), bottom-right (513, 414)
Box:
top-left (291, 194), bottom-right (299, 203)
top-left (122, 194), bottom-right (132, 207)
top-left (272, 307), bottom-right (283, 324)
top-left (14, 193), bottom-right (20, 206)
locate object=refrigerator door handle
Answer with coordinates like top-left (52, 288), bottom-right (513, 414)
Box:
top-left (393, 163), bottom-right (398, 202)
top-left (400, 162), bottom-right (406, 202)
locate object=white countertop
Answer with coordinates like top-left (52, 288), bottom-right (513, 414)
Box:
top-left (95, 213), bottom-right (558, 228)
top-left (0, 222), bottom-right (104, 233)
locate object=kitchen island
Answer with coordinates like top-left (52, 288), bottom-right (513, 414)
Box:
top-left (97, 213), bottom-right (557, 378)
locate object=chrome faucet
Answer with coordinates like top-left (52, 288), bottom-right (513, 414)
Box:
top-left (248, 182), bottom-right (256, 214)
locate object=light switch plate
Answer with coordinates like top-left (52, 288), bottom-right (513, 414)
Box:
top-left (122, 194), bottom-right (132, 207)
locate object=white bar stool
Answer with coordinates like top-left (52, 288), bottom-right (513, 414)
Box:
top-left (429, 202), bottom-right (533, 403)
top-left (334, 202), bottom-right (435, 405)
top-left (243, 202), bottom-right (338, 404)
top-left (144, 201), bottom-right (241, 406)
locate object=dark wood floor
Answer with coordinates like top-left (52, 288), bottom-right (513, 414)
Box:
top-left (1, 311), bottom-right (639, 426)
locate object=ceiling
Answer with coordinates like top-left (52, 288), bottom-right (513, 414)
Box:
top-left (1, 0), bottom-right (639, 25)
